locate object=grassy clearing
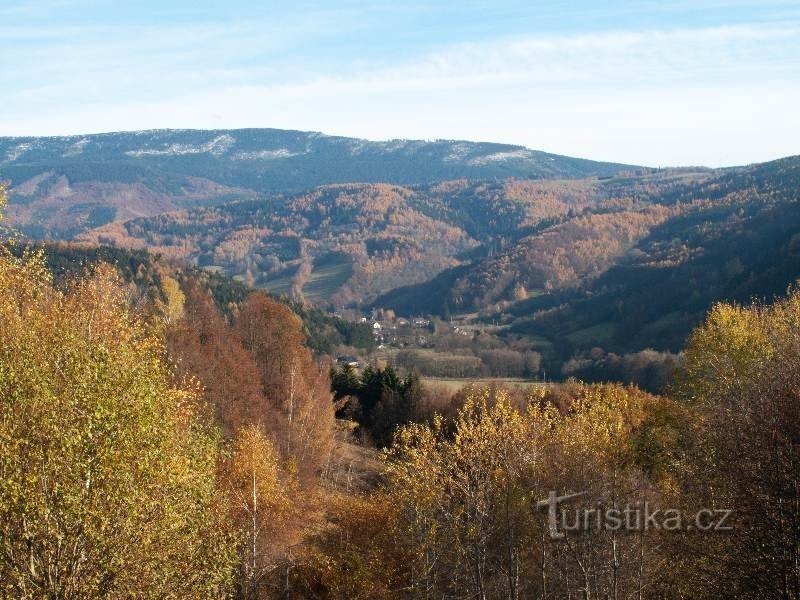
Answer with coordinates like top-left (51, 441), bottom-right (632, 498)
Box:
top-left (523, 288), bottom-right (544, 300)
top-left (201, 265), bottom-right (226, 274)
top-left (303, 252), bottom-right (353, 301)
top-left (260, 264), bottom-right (299, 296)
top-left (260, 253), bottom-right (352, 300)
top-left (565, 321), bottom-right (617, 346)
top-left (422, 377), bottom-right (545, 394)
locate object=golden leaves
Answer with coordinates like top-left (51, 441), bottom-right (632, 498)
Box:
top-left (0, 253), bottom-right (236, 598)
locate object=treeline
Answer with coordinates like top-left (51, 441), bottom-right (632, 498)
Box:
top-left (4, 241), bottom-right (375, 355)
top-left (561, 348), bottom-right (682, 393)
top-left (394, 347), bottom-right (541, 379)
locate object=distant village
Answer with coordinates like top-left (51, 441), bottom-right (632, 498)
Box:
top-left (335, 311), bottom-right (483, 370)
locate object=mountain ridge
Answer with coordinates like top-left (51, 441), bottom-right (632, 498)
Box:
top-left (0, 127), bottom-right (639, 183)
top-left (0, 127), bottom-right (642, 240)
top-left (0, 126), bottom-right (642, 170)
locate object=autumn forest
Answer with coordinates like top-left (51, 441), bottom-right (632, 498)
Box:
top-left (2, 142), bottom-right (800, 600)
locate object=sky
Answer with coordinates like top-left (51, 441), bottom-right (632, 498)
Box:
top-left (1, 0), bottom-right (799, 167)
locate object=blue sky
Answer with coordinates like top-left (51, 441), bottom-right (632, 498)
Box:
top-left (1, 0), bottom-right (799, 166)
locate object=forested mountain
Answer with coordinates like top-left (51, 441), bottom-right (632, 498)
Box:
top-left (75, 178), bottom-right (617, 305)
top-left (3, 129), bottom-right (800, 383)
top-left (70, 165), bottom-right (746, 322)
top-left (371, 158), bottom-right (800, 367)
top-left (0, 128), bottom-right (634, 238)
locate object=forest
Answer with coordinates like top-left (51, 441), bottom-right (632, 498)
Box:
top-left (2, 184), bottom-right (799, 598)
top-left (10, 137), bottom-right (800, 389)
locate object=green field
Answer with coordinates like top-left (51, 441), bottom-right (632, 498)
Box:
top-left (565, 321), bottom-right (617, 346)
top-left (421, 377), bottom-right (545, 394)
top-left (260, 264), bottom-right (299, 296)
top-left (260, 252), bottom-right (352, 300)
top-left (303, 252), bottom-right (353, 302)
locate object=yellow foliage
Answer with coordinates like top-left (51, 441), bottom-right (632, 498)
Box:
top-left (227, 424), bottom-right (292, 526)
top-left (0, 253), bottom-right (235, 598)
top-left (675, 300), bottom-right (772, 405)
top-left (224, 424), bottom-right (293, 594)
top-left (668, 287), bottom-right (800, 598)
top-left (370, 384), bottom-right (685, 598)
top-left (159, 274), bottom-right (185, 322)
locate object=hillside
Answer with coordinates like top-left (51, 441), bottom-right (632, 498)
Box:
top-left (4, 131), bottom-right (800, 382)
top-left (0, 128), bottom-right (636, 238)
top-left (503, 156), bottom-right (800, 360)
top-left (36, 158), bottom-right (800, 352)
top-left (366, 157), bottom-right (800, 376)
top-left (373, 169), bottom-right (714, 313)
top-left (75, 178), bottom-right (621, 306)
top-left (4, 241), bottom-right (375, 355)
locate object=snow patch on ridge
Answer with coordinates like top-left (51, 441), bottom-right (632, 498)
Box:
top-left (443, 142), bottom-right (473, 162)
top-left (63, 138), bottom-right (90, 157)
top-left (125, 134), bottom-right (235, 157)
top-left (233, 148), bottom-right (300, 160)
top-left (468, 149), bottom-right (533, 165)
top-left (4, 143), bottom-right (34, 163)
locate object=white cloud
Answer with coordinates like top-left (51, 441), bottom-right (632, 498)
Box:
top-left (2, 22), bottom-right (798, 167)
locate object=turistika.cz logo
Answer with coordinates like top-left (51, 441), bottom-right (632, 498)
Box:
top-left (535, 490), bottom-right (733, 539)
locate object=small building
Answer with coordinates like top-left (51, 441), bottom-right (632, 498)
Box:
top-left (336, 355), bottom-right (360, 368)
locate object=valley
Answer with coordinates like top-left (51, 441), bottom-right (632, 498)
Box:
top-left (3, 128), bottom-right (800, 390)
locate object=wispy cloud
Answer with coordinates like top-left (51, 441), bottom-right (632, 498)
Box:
top-left (356, 23), bottom-right (800, 91)
top-left (1, 2), bottom-right (798, 166)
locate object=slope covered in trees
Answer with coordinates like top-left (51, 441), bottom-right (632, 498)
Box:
top-left (1, 187), bottom-right (338, 596)
top-left (74, 173), bottom-right (705, 307)
top-left (3, 240), bottom-right (375, 355)
top-left (502, 156), bottom-right (800, 368)
top-left (0, 128), bottom-right (635, 238)
top-left (2, 184), bottom-right (800, 597)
